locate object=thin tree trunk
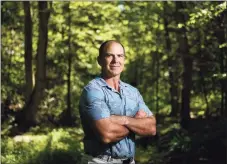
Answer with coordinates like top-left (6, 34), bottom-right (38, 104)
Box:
top-left (175, 2), bottom-right (192, 129)
top-left (199, 71), bottom-right (210, 116)
top-left (155, 20), bottom-right (162, 120)
top-left (135, 55), bottom-right (142, 87)
top-left (156, 52), bottom-right (160, 116)
top-left (65, 2), bottom-right (73, 125)
top-left (197, 31), bottom-right (210, 117)
top-left (21, 2), bottom-right (50, 130)
top-left (23, 1), bottom-right (33, 103)
top-left (151, 52), bottom-right (157, 114)
top-left (163, 2), bottom-right (179, 117)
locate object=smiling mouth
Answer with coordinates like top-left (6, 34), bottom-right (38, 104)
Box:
top-left (110, 65), bottom-right (120, 67)
top-left (110, 66), bottom-right (120, 69)
top-left (109, 66), bottom-right (120, 70)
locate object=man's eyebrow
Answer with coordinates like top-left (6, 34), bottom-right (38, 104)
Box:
top-left (106, 53), bottom-right (125, 56)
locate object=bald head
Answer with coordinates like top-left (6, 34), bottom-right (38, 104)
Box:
top-left (98, 40), bottom-right (125, 59)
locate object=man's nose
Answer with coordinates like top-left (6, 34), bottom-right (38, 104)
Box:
top-left (112, 55), bottom-right (118, 62)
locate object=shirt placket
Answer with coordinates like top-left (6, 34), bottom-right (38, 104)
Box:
top-left (121, 87), bottom-right (132, 157)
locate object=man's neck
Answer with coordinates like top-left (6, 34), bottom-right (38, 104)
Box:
top-left (102, 75), bottom-right (121, 92)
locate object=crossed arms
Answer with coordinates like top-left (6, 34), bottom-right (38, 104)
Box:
top-left (92, 110), bottom-right (156, 144)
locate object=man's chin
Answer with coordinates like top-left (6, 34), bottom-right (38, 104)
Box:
top-left (108, 71), bottom-right (121, 77)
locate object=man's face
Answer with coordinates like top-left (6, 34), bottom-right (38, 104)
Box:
top-left (99, 42), bottom-right (125, 78)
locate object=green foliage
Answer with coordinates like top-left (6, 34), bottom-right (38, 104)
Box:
top-left (136, 144), bottom-right (166, 164)
top-left (1, 1), bottom-right (226, 163)
top-left (1, 128), bottom-right (84, 164)
top-left (157, 118), bottom-right (226, 163)
top-left (2, 1), bottom-right (225, 124)
top-left (187, 2), bottom-right (226, 28)
top-left (132, 117), bottom-right (226, 163)
top-left (1, 115), bottom-right (17, 136)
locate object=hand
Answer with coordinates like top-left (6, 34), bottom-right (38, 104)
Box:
top-left (135, 110), bottom-right (147, 118)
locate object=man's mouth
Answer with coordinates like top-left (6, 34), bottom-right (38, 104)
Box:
top-left (110, 65), bottom-right (120, 67)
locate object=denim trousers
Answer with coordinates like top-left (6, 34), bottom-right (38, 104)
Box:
top-left (81, 154), bottom-right (135, 164)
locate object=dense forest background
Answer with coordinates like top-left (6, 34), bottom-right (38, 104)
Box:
top-left (1, 1), bottom-right (227, 164)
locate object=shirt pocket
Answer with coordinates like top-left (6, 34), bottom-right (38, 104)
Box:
top-left (108, 100), bottom-right (122, 115)
top-left (125, 96), bottom-right (138, 117)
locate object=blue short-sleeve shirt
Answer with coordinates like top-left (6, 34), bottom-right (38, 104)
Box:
top-left (79, 77), bottom-right (153, 158)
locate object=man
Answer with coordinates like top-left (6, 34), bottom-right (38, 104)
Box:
top-left (79, 40), bottom-right (156, 164)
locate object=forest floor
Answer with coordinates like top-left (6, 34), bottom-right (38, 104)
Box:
top-left (135, 116), bottom-right (226, 164)
top-left (1, 116), bottom-right (226, 164)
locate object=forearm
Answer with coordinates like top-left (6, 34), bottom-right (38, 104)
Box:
top-left (105, 123), bottom-right (130, 142)
top-left (110, 114), bottom-right (156, 136)
top-left (125, 116), bottom-right (156, 136)
top-left (93, 118), bottom-right (129, 144)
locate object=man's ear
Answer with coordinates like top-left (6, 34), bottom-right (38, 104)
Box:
top-left (97, 56), bottom-right (102, 66)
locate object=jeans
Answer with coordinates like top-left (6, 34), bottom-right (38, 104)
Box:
top-left (81, 154), bottom-right (135, 164)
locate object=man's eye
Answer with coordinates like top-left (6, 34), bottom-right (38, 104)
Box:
top-left (106, 54), bottom-right (112, 58)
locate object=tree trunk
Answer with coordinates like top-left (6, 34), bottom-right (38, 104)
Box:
top-left (224, 9), bottom-right (227, 117)
top-left (61, 2), bottom-right (73, 126)
top-left (156, 52), bottom-right (160, 116)
top-left (155, 19), bottom-right (162, 121)
top-left (23, 1), bottom-right (33, 103)
top-left (20, 1), bottom-right (50, 130)
top-left (215, 9), bottom-right (227, 117)
top-left (163, 2), bottom-right (179, 117)
top-left (175, 2), bottom-right (192, 129)
top-left (197, 31), bottom-right (210, 117)
top-left (199, 71), bottom-right (210, 116)
top-left (66, 2), bottom-right (73, 125)
top-left (135, 55), bottom-right (142, 87)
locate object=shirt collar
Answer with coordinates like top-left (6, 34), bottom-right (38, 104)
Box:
top-left (95, 76), bottom-right (128, 88)
top-left (95, 76), bottom-right (108, 87)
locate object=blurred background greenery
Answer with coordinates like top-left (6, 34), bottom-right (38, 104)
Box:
top-left (1, 1), bottom-right (227, 164)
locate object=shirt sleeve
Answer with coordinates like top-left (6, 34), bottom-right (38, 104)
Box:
top-left (80, 86), bottom-right (110, 120)
top-left (136, 89), bottom-right (153, 117)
